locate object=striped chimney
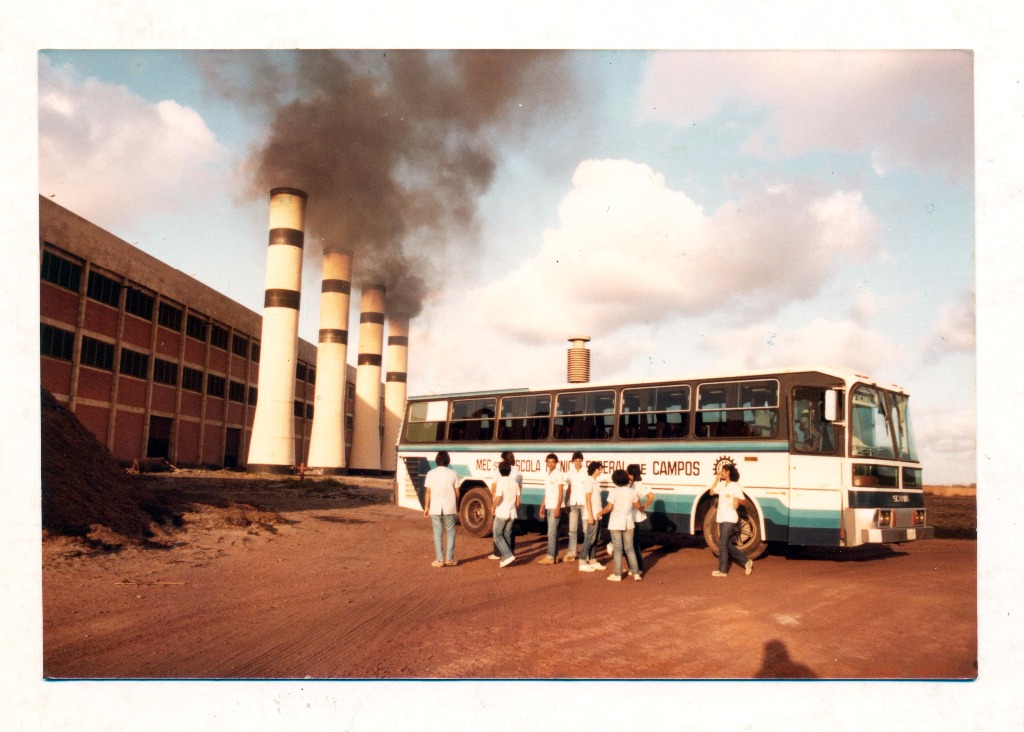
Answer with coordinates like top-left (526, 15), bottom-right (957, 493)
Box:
top-left (381, 316), bottom-right (409, 472)
top-left (348, 285), bottom-right (386, 471)
top-left (567, 335), bottom-right (591, 383)
top-left (305, 249), bottom-right (352, 473)
top-left (247, 187), bottom-right (307, 472)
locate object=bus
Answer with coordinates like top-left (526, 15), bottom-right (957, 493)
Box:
top-left (394, 366), bottom-right (934, 559)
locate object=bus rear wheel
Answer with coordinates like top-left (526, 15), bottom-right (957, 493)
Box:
top-left (702, 500), bottom-right (768, 560)
top-left (458, 487), bottom-right (494, 538)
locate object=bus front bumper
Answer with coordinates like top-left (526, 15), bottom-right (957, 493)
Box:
top-left (860, 526), bottom-right (935, 543)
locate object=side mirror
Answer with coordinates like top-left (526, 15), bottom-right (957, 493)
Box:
top-left (824, 389), bottom-right (838, 422)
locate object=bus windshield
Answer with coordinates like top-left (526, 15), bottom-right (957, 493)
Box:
top-left (887, 392), bottom-right (919, 462)
top-left (850, 385), bottom-right (896, 458)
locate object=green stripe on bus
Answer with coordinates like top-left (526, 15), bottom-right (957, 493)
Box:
top-left (400, 441), bottom-right (788, 453)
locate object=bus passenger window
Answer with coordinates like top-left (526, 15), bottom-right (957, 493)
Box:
top-left (792, 388), bottom-right (838, 454)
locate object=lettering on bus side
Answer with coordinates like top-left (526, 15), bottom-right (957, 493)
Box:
top-left (652, 460), bottom-right (701, 477)
top-left (475, 458), bottom-right (542, 473)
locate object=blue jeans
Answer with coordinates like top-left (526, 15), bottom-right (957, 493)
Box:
top-left (545, 509), bottom-right (560, 558)
top-left (566, 505), bottom-right (583, 556)
top-left (718, 521), bottom-right (749, 573)
top-left (579, 518), bottom-right (600, 561)
top-left (493, 519), bottom-right (516, 555)
top-left (431, 514), bottom-right (456, 563)
top-left (610, 528), bottom-right (640, 577)
top-left (492, 516), bottom-right (515, 560)
top-left (633, 517), bottom-right (651, 572)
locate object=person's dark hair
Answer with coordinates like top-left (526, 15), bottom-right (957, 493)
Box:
top-left (435, 451), bottom-right (451, 467)
top-left (626, 464), bottom-right (642, 481)
top-left (500, 451), bottom-right (515, 463)
top-left (498, 460), bottom-right (511, 476)
top-left (571, 451), bottom-right (584, 461)
top-left (587, 460), bottom-right (603, 476)
top-left (611, 469), bottom-right (630, 486)
top-left (727, 465), bottom-right (740, 482)
top-left (545, 453), bottom-right (558, 462)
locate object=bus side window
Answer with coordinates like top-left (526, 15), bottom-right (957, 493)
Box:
top-left (792, 388), bottom-right (837, 454)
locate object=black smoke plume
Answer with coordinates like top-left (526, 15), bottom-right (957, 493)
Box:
top-left (202, 50), bottom-right (572, 318)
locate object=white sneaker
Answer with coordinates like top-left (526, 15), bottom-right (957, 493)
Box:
top-left (589, 561), bottom-right (606, 571)
top-left (499, 556), bottom-right (515, 568)
top-left (488, 554), bottom-right (501, 560)
top-left (563, 554), bottom-right (577, 562)
top-left (711, 570), bottom-right (728, 577)
top-left (745, 560), bottom-right (753, 576)
top-left (633, 573), bottom-right (643, 581)
top-left (578, 563), bottom-right (595, 572)
top-left (607, 574), bottom-right (622, 582)
top-left (606, 542), bottom-right (614, 556)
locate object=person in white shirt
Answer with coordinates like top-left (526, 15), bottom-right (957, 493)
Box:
top-left (577, 461), bottom-right (606, 572)
top-left (563, 451), bottom-right (588, 561)
top-left (595, 469), bottom-right (641, 581)
top-left (709, 462), bottom-right (753, 577)
top-left (490, 460), bottom-right (519, 568)
top-left (627, 463), bottom-right (654, 575)
top-left (423, 451), bottom-right (460, 567)
top-left (537, 453), bottom-right (565, 564)
top-left (489, 451), bottom-right (522, 560)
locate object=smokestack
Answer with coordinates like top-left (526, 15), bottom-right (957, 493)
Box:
top-left (381, 316), bottom-right (409, 472)
top-left (305, 250), bottom-right (352, 473)
top-left (349, 285), bottom-right (386, 472)
top-left (567, 335), bottom-right (591, 384)
top-left (247, 188), bottom-right (308, 472)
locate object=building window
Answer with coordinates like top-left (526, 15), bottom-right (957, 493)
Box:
top-left (247, 386), bottom-right (257, 406)
top-left (307, 367), bottom-right (316, 384)
top-left (186, 314), bottom-right (207, 342)
top-left (124, 287), bottom-right (154, 321)
top-left (158, 301), bottom-right (183, 331)
top-left (296, 363), bottom-right (307, 381)
top-left (231, 334), bottom-right (249, 357)
top-left (40, 250), bottom-right (82, 292)
top-left (210, 324), bottom-right (229, 350)
top-left (40, 323), bottom-right (74, 361)
top-left (80, 336), bottom-right (114, 371)
top-left (119, 348), bottom-right (149, 379)
top-left (153, 358), bottom-right (178, 386)
top-left (250, 342), bottom-right (261, 363)
top-left (294, 400), bottom-right (303, 417)
top-left (229, 380), bottom-right (245, 403)
top-left (86, 271), bottom-right (121, 308)
top-left (207, 374), bottom-right (226, 398)
top-left (182, 366), bottom-right (203, 392)
top-left (305, 403), bottom-right (314, 419)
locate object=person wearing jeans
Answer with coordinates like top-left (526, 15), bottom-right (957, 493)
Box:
top-left (595, 469), bottom-right (641, 581)
top-left (423, 451), bottom-right (460, 567)
top-left (563, 451), bottom-right (587, 561)
top-left (490, 460), bottom-right (519, 568)
top-left (537, 453), bottom-right (565, 564)
top-left (578, 461), bottom-right (606, 572)
top-left (709, 462), bottom-right (753, 577)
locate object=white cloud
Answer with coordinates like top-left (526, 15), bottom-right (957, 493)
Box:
top-left (927, 289), bottom-right (976, 356)
top-left (703, 317), bottom-right (903, 375)
top-left (471, 159), bottom-right (880, 342)
top-left (638, 51), bottom-right (973, 180)
top-left (38, 56), bottom-right (229, 232)
top-left (913, 406), bottom-right (976, 485)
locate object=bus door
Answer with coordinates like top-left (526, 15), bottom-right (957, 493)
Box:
top-left (788, 387), bottom-right (844, 546)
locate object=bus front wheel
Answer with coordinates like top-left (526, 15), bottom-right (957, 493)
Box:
top-left (458, 487), bottom-right (494, 538)
top-left (702, 500), bottom-right (768, 560)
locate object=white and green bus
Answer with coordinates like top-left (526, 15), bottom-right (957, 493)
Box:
top-left (394, 366), bottom-right (933, 558)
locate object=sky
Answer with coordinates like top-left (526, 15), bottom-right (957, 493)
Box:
top-left (37, 48), bottom-right (976, 484)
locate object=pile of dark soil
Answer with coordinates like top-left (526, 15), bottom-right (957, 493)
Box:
top-left (40, 389), bottom-right (165, 548)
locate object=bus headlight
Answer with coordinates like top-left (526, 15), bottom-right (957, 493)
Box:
top-left (877, 509), bottom-right (893, 528)
top-left (913, 509), bottom-right (926, 527)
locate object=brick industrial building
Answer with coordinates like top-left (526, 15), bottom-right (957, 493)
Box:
top-left (38, 196), bottom-right (361, 469)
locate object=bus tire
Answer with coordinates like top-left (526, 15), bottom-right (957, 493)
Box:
top-left (458, 486), bottom-right (494, 538)
top-left (702, 499), bottom-right (768, 560)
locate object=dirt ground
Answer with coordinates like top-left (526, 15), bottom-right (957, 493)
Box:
top-left (41, 473), bottom-right (977, 680)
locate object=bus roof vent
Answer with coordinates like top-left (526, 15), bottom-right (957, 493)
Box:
top-left (567, 335), bottom-right (591, 383)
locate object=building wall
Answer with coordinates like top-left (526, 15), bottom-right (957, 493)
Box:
top-left (39, 196), bottom-right (358, 469)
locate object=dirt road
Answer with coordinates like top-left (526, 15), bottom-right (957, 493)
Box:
top-left (42, 475), bottom-right (976, 680)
